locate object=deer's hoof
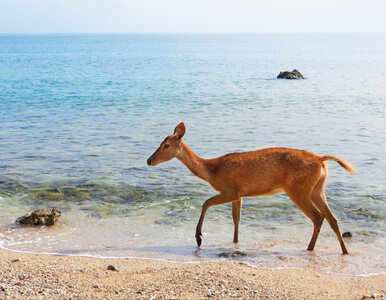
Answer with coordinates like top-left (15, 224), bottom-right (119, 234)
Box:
top-left (196, 233), bottom-right (202, 247)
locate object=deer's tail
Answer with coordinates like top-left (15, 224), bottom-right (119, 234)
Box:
top-left (320, 155), bottom-right (358, 173)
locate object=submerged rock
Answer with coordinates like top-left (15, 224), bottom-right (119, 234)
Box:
top-left (31, 188), bottom-right (65, 201)
top-left (277, 69), bottom-right (304, 79)
top-left (16, 209), bottom-right (61, 226)
top-left (342, 231), bottom-right (352, 238)
top-left (217, 250), bottom-right (247, 258)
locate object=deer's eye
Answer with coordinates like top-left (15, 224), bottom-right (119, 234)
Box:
top-left (164, 144), bottom-right (169, 149)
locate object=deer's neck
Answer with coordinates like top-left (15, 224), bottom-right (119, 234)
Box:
top-left (177, 141), bottom-right (210, 182)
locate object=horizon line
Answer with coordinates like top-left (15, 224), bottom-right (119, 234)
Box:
top-left (0, 32), bottom-right (385, 36)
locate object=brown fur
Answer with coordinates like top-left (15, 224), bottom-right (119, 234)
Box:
top-left (147, 123), bottom-right (357, 254)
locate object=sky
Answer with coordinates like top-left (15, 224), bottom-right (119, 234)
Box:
top-left (0, 0), bottom-right (386, 34)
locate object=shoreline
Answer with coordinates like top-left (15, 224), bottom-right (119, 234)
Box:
top-left (1, 249), bottom-right (385, 299)
top-left (1, 246), bottom-right (385, 278)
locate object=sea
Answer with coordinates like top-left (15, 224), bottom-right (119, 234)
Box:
top-left (0, 34), bottom-right (385, 275)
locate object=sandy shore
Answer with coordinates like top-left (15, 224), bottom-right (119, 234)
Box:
top-left (0, 249), bottom-right (384, 299)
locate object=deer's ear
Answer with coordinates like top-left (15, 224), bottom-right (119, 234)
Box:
top-left (174, 122), bottom-right (186, 140)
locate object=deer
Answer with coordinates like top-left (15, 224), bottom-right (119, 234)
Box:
top-left (147, 122), bottom-right (357, 254)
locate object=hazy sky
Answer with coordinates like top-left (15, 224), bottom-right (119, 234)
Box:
top-left (1, 0), bottom-right (385, 34)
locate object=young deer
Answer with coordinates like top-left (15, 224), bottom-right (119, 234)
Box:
top-left (147, 122), bottom-right (357, 254)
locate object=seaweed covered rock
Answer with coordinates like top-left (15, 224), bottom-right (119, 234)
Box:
top-left (277, 69), bottom-right (304, 79)
top-left (16, 209), bottom-right (61, 226)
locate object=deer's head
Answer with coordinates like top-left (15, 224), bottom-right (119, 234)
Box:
top-left (147, 122), bottom-right (186, 166)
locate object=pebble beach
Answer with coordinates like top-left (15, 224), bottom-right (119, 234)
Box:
top-left (0, 249), bottom-right (385, 299)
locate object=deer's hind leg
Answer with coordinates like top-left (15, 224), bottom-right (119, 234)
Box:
top-left (311, 168), bottom-right (348, 255)
top-left (284, 186), bottom-right (324, 252)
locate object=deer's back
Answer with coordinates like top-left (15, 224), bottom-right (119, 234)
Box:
top-left (205, 147), bottom-right (323, 196)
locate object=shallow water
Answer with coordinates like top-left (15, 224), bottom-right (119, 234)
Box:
top-left (0, 34), bottom-right (385, 275)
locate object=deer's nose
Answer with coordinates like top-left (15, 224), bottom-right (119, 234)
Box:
top-left (147, 158), bottom-right (152, 166)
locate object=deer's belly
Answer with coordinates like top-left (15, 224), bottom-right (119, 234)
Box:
top-left (243, 187), bottom-right (284, 197)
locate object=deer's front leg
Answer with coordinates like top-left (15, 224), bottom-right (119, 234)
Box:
top-left (196, 192), bottom-right (240, 247)
top-left (232, 199), bottom-right (243, 243)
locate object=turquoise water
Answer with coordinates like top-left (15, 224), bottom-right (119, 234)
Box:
top-left (0, 34), bottom-right (385, 275)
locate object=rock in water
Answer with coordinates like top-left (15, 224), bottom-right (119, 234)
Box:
top-left (16, 209), bottom-right (61, 226)
top-left (277, 69), bottom-right (304, 79)
top-left (342, 231), bottom-right (352, 238)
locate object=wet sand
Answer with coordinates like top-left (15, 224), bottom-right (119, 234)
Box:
top-left (0, 249), bottom-right (384, 299)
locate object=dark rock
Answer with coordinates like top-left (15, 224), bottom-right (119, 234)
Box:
top-left (277, 69), bottom-right (304, 79)
top-left (107, 265), bottom-right (119, 271)
top-left (16, 209), bottom-right (61, 226)
top-left (342, 232), bottom-right (352, 238)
